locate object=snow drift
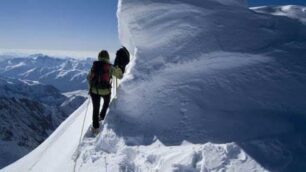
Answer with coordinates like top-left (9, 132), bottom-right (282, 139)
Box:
top-left (2, 0), bottom-right (306, 171)
top-left (251, 5), bottom-right (306, 24)
top-left (112, 0), bottom-right (306, 171)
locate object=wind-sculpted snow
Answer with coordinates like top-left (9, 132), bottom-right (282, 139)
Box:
top-left (0, 54), bottom-right (92, 92)
top-left (118, 0), bottom-right (306, 77)
top-left (251, 5), bottom-right (306, 24)
top-left (111, 0), bottom-right (306, 171)
top-left (3, 1), bottom-right (306, 172)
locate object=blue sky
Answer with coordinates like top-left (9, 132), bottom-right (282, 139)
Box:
top-left (0, 0), bottom-right (119, 57)
top-left (0, 0), bottom-right (304, 57)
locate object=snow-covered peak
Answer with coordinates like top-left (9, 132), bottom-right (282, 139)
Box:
top-left (0, 54), bottom-right (92, 92)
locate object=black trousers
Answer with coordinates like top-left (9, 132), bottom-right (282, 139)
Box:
top-left (90, 93), bottom-right (111, 129)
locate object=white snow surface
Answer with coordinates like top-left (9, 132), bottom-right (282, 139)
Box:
top-left (1, 100), bottom-right (266, 172)
top-left (251, 5), bottom-right (306, 24)
top-left (1, 101), bottom-right (92, 172)
top-left (3, 0), bottom-right (306, 172)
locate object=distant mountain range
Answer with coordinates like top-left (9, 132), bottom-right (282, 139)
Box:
top-left (0, 54), bottom-right (93, 92)
top-left (0, 54), bottom-right (91, 168)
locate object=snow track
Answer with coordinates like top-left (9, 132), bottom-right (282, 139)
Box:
top-left (74, 130), bottom-right (266, 172)
top-left (2, 98), bottom-right (267, 172)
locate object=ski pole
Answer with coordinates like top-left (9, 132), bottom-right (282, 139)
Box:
top-left (72, 97), bottom-right (90, 172)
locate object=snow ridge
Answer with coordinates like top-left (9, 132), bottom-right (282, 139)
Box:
top-left (2, 1), bottom-right (306, 172)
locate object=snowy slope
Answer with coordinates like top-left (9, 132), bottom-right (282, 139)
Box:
top-left (3, 0), bottom-right (306, 172)
top-left (1, 101), bottom-right (266, 172)
top-left (0, 76), bottom-right (86, 168)
top-left (0, 54), bottom-right (92, 92)
top-left (0, 100), bottom-right (92, 172)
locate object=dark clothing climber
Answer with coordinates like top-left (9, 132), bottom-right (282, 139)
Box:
top-left (90, 93), bottom-right (110, 129)
top-left (87, 50), bottom-right (123, 130)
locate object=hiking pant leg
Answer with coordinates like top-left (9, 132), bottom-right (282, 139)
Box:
top-left (91, 93), bottom-right (101, 129)
top-left (100, 93), bottom-right (111, 120)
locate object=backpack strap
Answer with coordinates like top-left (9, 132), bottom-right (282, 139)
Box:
top-left (89, 63), bottom-right (96, 94)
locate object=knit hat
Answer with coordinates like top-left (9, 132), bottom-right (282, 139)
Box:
top-left (98, 50), bottom-right (109, 61)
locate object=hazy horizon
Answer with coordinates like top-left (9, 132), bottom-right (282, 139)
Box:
top-left (0, 48), bottom-right (122, 60)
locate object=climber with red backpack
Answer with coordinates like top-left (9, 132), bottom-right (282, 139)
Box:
top-left (87, 48), bottom-right (130, 133)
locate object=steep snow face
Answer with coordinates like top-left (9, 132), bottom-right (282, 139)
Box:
top-left (114, 0), bottom-right (306, 171)
top-left (0, 54), bottom-right (92, 92)
top-left (0, 76), bottom-right (85, 168)
top-left (118, 0), bottom-right (306, 77)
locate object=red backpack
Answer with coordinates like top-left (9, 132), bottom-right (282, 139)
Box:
top-left (89, 61), bottom-right (111, 90)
